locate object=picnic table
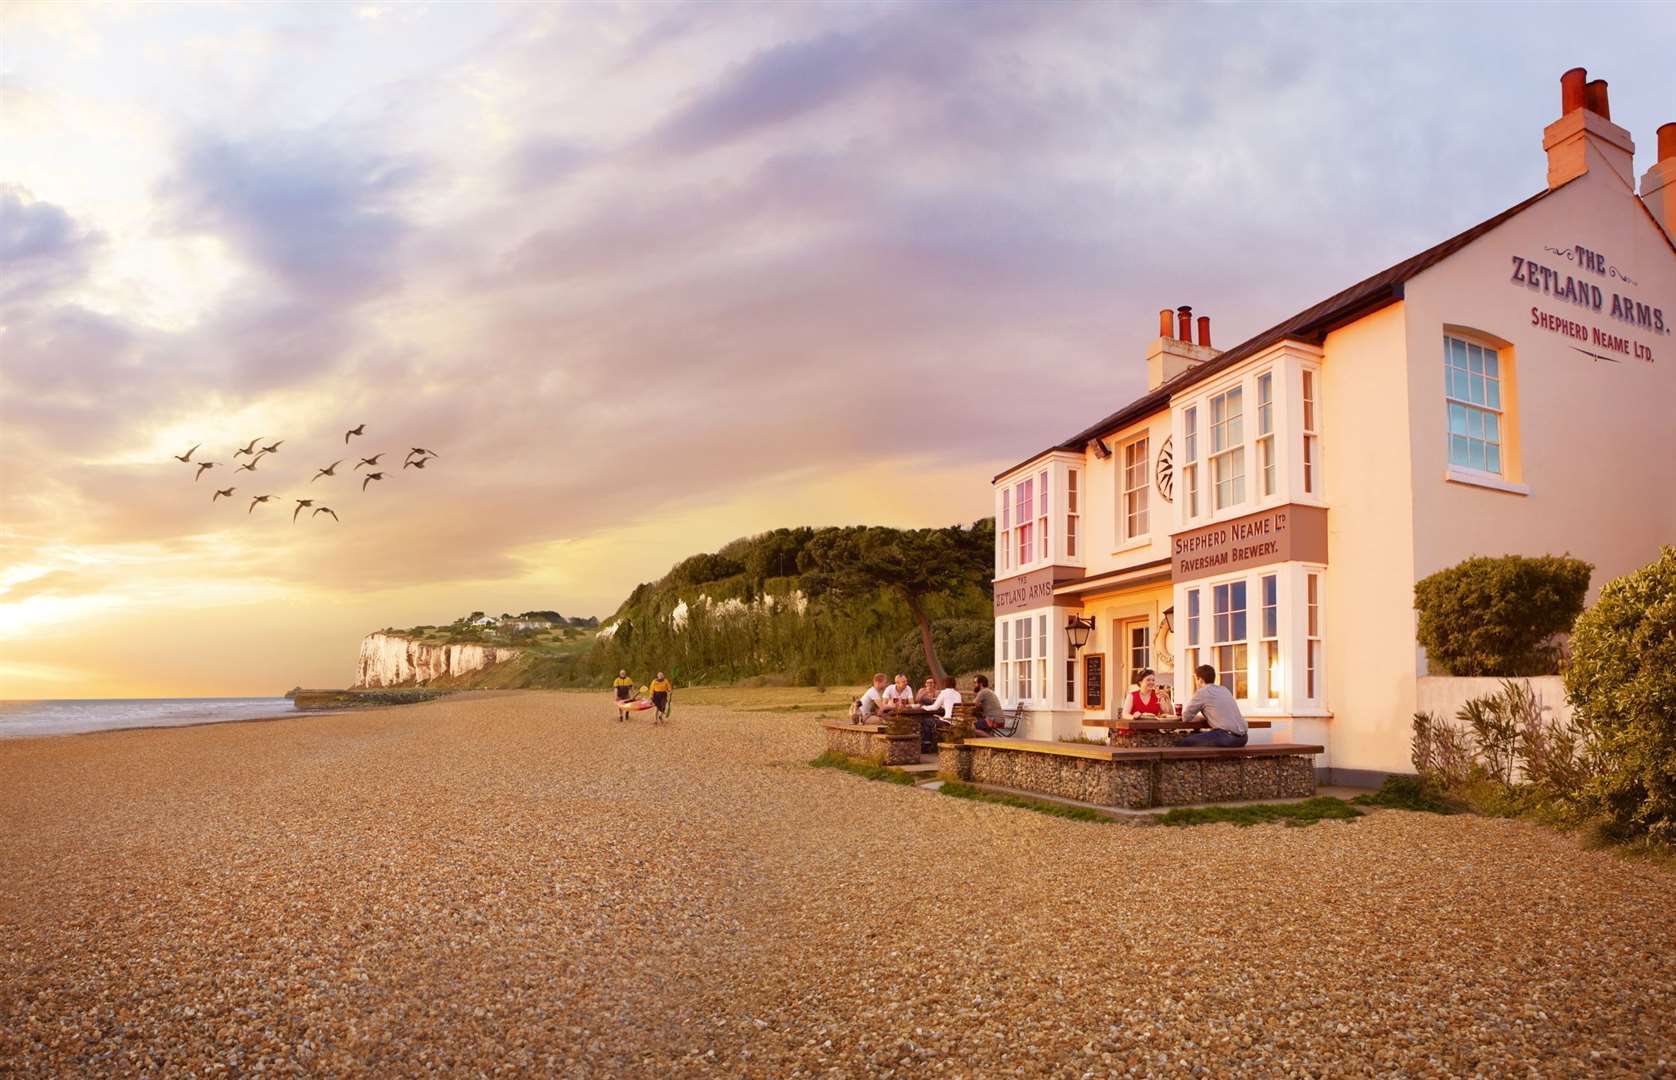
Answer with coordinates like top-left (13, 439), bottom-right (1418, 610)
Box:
top-left (1108, 716), bottom-right (1272, 748)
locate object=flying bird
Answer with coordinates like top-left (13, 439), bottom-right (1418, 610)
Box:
top-left (405, 447), bottom-right (438, 462)
top-left (260, 440), bottom-right (284, 454)
top-left (312, 460), bottom-right (343, 482)
top-left (235, 459), bottom-right (260, 472)
top-left (355, 454), bottom-right (383, 470)
top-left (361, 472), bottom-right (384, 491)
top-left (292, 499), bottom-right (315, 523)
top-left (233, 437), bottom-right (264, 458)
top-left (195, 462), bottom-right (216, 482)
top-left (212, 487), bottom-right (235, 502)
top-left (313, 506), bottom-right (340, 522)
top-left (344, 424), bottom-right (365, 444)
top-left (403, 456), bottom-right (429, 470)
top-left (248, 494), bottom-right (275, 514)
top-left (173, 444), bottom-right (201, 463)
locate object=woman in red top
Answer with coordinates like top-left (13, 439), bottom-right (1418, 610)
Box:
top-left (1125, 668), bottom-right (1164, 720)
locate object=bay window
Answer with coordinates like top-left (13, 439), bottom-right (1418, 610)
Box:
top-left (1212, 580), bottom-right (1249, 698)
top-left (1037, 614), bottom-right (1048, 703)
top-left (1066, 469), bottom-right (1080, 559)
top-left (1210, 387), bottom-right (1245, 511)
top-left (999, 487), bottom-right (1011, 572)
top-left (1302, 368), bottom-right (1320, 494)
top-left (1260, 574), bottom-right (1279, 701)
top-left (1038, 471), bottom-right (1049, 561)
top-left (1184, 588), bottom-right (1200, 680)
top-left (1306, 573), bottom-right (1322, 701)
top-left (1182, 406), bottom-right (1199, 518)
top-left (1257, 372), bottom-right (1275, 498)
top-left (1011, 617), bottom-right (1033, 701)
top-left (1015, 479), bottom-right (1034, 566)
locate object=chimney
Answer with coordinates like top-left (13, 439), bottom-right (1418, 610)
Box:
top-left (1544, 66), bottom-right (1636, 190)
top-left (1146, 304), bottom-right (1221, 390)
top-left (1641, 121), bottom-right (1676, 247)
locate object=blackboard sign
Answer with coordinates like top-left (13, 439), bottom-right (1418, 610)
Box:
top-left (1083, 653), bottom-right (1105, 710)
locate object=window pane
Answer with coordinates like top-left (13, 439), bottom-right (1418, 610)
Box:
top-left (1467, 409), bottom-right (1483, 438)
top-left (1485, 413), bottom-right (1500, 443)
top-left (1486, 444), bottom-right (1502, 475)
top-left (1449, 337), bottom-right (1467, 368)
top-left (1468, 345), bottom-right (1483, 374)
top-left (1484, 352), bottom-right (1499, 378)
top-left (1450, 434), bottom-right (1470, 467)
top-left (1467, 440), bottom-right (1485, 471)
top-left (1486, 379), bottom-right (1500, 410)
top-left (1449, 403), bottom-right (1467, 435)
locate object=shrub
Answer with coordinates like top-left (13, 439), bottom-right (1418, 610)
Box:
top-left (1411, 710), bottom-right (1473, 786)
top-left (1413, 554), bottom-right (1591, 676)
top-left (1351, 775), bottom-right (1454, 814)
top-left (1565, 546), bottom-right (1676, 845)
top-left (1457, 691), bottom-right (1519, 786)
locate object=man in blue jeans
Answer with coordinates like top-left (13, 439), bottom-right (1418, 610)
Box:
top-left (1176, 663), bottom-right (1248, 747)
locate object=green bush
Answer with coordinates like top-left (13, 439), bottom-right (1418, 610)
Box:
top-left (1565, 546), bottom-right (1676, 845)
top-left (1413, 554), bottom-right (1591, 676)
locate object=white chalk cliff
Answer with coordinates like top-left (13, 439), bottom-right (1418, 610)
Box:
top-left (355, 632), bottom-right (521, 687)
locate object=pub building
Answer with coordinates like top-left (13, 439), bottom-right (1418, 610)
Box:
top-left (990, 69), bottom-right (1676, 784)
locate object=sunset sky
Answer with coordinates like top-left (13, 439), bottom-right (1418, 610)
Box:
top-left (2, 2), bottom-right (1673, 698)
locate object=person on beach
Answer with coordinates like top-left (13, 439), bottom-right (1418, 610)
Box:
top-left (612, 670), bottom-right (635, 720)
top-left (855, 673), bottom-right (889, 720)
top-left (650, 672), bottom-right (673, 723)
top-left (972, 675), bottom-right (1005, 734)
top-left (1176, 664), bottom-right (1248, 747)
top-left (1123, 668), bottom-right (1164, 721)
top-left (916, 677), bottom-right (939, 707)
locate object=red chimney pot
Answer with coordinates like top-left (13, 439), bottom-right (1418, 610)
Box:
top-left (1560, 67), bottom-right (1587, 115)
top-left (1177, 306), bottom-right (1192, 343)
top-left (1159, 308), bottom-right (1175, 338)
top-left (1196, 315), bottom-right (1211, 349)
top-left (1658, 122), bottom-right (1676, 164)
top-left (1585, 79), bottom-right (1610, 120)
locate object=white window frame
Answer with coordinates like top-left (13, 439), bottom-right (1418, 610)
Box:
top-left (1066, 468), bottom-right (1080, 559)
top-left (1444, 335), bottom-right (1504, 477)
top-left (1256, 371), bottom-right (1275, 498)
top-left (1015, 479), bottom-right (1034, 568)
top-left (1209, 387), bottom-right (1245, 511)
top-left (1036, 614), bottom-right (1048, 704)
top-left (1260, 573), bottom-right (1280, 701)
top-left (1120, 434), bottom-right (1150, 541)
top-left (1011, 616), bottom-right (1033, 701)
top-left (999, 485), bottom-right (1011, 572)
top-left (1182, 406), bottom-right (1200, 519)
top-left (1184, 587), bottom-right (1201, 683)
top-left (1211, 578), bottom-right (1249, 700)
top-left (1305, 572), bottom-right (1323, 702)
top-left (1037, 470), bottom-right (1049, 562)
top-left (1301, 367), bottom-right (1321, 495)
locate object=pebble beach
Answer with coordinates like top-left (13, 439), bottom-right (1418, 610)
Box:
top-left (2, 690), bottom-right (1672, 1077)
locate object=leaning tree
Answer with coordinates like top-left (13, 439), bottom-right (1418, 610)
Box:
top-left (797, 521), bottom-right (992, 683)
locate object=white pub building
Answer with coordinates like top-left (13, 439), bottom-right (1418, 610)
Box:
top-left (991, 70), bottom-right (1675, 783)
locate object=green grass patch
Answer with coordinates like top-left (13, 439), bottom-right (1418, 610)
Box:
top-left (809, 751), bottom-right (916, 785)
top-left (1159, 796), bottom-right (1363, 828)
top-left (938, 781), bottom-right (1114, 823)
top-left (1350, 775), bottom-right (1456, 814)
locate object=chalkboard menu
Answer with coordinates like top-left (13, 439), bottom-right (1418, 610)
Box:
top-left (1083, 653), bottom-right (1105, 710)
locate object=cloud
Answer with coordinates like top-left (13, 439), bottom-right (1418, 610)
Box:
top-left (0, 187), bottom-right (102, 304)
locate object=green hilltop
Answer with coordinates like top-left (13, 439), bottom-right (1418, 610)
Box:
top-left (396, 521), bottom-right (996, 689)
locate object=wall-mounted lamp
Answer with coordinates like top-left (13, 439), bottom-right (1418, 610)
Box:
top-left (1090, 438), bottom-right (1111, 460)
top-left (1065, 614), bottom-right (1095, 653)
top-left (1159, 607), bottom-right (1174, 637)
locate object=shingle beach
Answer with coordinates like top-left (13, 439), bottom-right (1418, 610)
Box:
top-left (3, 691), bottom-right (1672, 1076)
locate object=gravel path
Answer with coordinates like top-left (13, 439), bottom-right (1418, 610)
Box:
top-left (3, 691), bottom-right (1672, 1077)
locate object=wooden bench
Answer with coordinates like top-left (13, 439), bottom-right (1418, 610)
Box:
top-left (955, 737), bottom-right (1324, 809)
top-left (821, 720), bottom-right (921, 766)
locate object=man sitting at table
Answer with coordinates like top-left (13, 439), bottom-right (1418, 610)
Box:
top-left (882, 673), bottom-right (916, 711)
top-left (1176, 664), bottom-right (1248, 747)
top-left (971, 675), bottom-right (1006, 734)
top-left (855, 673), bottom-right (889, 720)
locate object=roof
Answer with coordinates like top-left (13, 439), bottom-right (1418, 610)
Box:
top-left (995, 184), bottom-right (1559, 482)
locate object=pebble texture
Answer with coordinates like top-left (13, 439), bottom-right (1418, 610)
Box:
top-left (3, 691), bottom-right (1674, 1077)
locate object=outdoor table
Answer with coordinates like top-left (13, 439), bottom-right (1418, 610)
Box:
top-left (1107, 716), bottom-right (1269, 747)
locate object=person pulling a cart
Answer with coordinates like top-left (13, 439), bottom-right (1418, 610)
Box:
top-left (650, 672), bottom-right (673, 724)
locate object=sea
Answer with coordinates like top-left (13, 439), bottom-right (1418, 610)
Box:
top-left (0, 697), bottom-right (301, 739)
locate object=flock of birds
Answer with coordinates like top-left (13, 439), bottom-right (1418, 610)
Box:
top-left (172, 425), bottom-right (439, 523)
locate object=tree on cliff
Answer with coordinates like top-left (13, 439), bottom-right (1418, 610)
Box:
top-left (797, 521), bottom-right (993, 683)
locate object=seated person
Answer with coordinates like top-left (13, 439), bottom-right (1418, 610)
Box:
top-left (916, 677), bottom-right (939, 707)
top-left (882, 673), bottom-right (916, 711)
top-left (1176, 664), bottom-right (1248, 747)
top-left (1123, 668), bottom-right (1165, 721)
top-left (855, 673), bottom-right (890, 721)
top-left (931, 677), bottom-right (963, 720)
top-left (971, 674), bottom-right (1005, 733)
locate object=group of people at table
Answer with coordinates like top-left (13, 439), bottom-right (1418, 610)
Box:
top-left (856, 664), bottom-right (1248, 752)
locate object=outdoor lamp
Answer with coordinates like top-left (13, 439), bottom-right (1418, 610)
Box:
top-left (1065, 614), bottom-right (1094, 653)
top-left (1159, 607), bottom-right (1174, 637)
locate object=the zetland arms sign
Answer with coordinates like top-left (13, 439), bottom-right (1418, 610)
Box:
top-left (1516, 243), bottom-right (1668, 364)
top-left (1171, 504), bottom-right (1328, 583)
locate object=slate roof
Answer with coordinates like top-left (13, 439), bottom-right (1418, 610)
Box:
top-left (995, 184), bottom-right (1560, 482)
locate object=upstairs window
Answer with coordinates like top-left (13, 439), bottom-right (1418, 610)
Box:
top-left (1121, 436), bottom-right (1150, 540)
top-left (1066, 469), bottom-right (1080, 558)
top-left (999, 487), bottom-right (1011, 571)
top-left (1302, 368), bottom-right (1320, 494)
top-left (1015, 479), bottom-right (1034, 566)
top-left (1256, 372), bottom-right (1275, 498)
top-left (1038, 470), bottom-right (1049, 561)
top-left (1182, 406), bottom-right (1199, 518)
top-left (1210, 387), bottom-right (1245, 510)
top-left (1444, 335), bottom-right (1503, 475)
